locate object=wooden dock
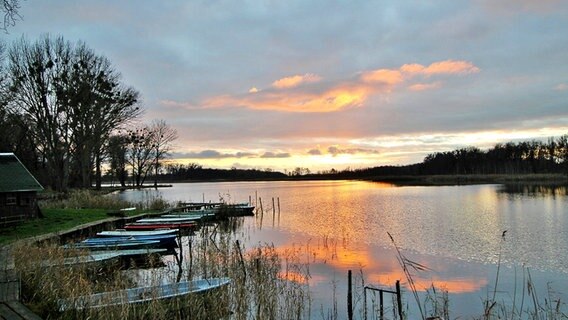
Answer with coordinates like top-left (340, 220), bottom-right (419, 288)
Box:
top-left (1, 247), bottom-right (41, 320)
top-left (0, 301), bottom-right (41, 320)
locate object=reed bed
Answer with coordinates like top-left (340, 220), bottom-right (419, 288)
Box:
top-left (40, 189), bottom-right (170, 211)
top-left (11, 219), bottom-right (311, 320)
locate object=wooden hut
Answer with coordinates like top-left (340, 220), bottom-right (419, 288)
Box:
top-left (0, 153), bottom-right (43, 227)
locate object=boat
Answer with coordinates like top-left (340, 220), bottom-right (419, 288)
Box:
top-left (63, 239), bottom-right (161, 251)
top-left (96, 229), bottom-right (179, 237)
top-left (158, 213), bottom-right (216, 221)
top-left (84, 235), bottom-right (178, 248)
top-left (123, 222), bottom-right (197, 231)
top-left (58, 277), bottom-right (232, 311)
top-left (42, 249), bottom-right (168, 268)
top-left (135, 217), bottom-right (200, 224)
top-left (102, 248), bottom-right (168, 258)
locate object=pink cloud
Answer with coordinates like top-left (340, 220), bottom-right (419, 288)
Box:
top-left (272, 73), bottom-right (322, 89)
top-left (192, 60), bottom-right (479, 113)
top-left (408, 82), bottom-right (442, 91)
top-left (402, 60), bottom-right (480, 76)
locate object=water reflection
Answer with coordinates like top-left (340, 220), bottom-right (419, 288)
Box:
top-left (498, 183), bottom-right (568, 198)
top-left (114, 180), bottom-right (568, 318)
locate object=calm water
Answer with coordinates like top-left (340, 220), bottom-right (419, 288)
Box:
top-left (115, 180), bottom-right (568, 318)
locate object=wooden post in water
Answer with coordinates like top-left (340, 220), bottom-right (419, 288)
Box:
top-left (348, 270), bottom-right (353, 320)
top-left (249, 195), bottom-right (252, 205)
top-left (379, 290), bottom-right (384, 320)
top-left (272, 197), bottom-right (275, 220)
top-left (396, 280), bottom-right (403, 320)
top-left (363, 286), bottom-right (367, 320)
top-left (259, 197), bottom-right (264, 215)
top-left (236, 240), bottom-right (247, 281)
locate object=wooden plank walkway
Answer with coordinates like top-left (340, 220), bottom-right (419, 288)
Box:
top-left (0, 301), bottom-right (41, 320)
top-left (1, 247), bottom-right (41, 320)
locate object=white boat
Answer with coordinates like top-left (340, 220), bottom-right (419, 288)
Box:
top-left (42, 249), bottom-right (167, 268)
top-left (58, 277), bottom-right (232, 311)
top-left (159, 213), bottom-right (216, 220)
top-left (96, 229), bottom-right (179, 237)
top-left (135, 217), bottom-right (200, 224)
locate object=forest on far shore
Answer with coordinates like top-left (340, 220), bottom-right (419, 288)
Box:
top-left (141, 135), bottom-right (568, 183)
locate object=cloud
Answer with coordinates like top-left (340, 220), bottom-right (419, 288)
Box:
top-left (401, 60), bottom-right (480, 76)
top-left (307, 149), bottom-right (322, 155)
top-left (554, 83), bottom-right (568, 91)
top-left (172, 150), bottom-right (255, 159)
top-left (272, 74), bottom-right (322, 89)
top-left (360, 69), bottom-right (404, 85)
top-left (260, 152), bottom-right (291, 158)
top-left (197, 60), bottom-right (480, 113)
top-left (408, 82), bottom-right (442, 91)
top-left (477, 0), bottom-right (565, 14)
top-left (327, 146), bottom-right (379, 157)
top-left (249, 87), bottom-right (259, 93)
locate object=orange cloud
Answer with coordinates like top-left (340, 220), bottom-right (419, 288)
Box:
top-left (197, 60), bottom-right (479, 113)
top-left (360, 69), bottom-right (404, 85)
top-left (423, 60), bottom-right (480, 75)
top-left (272, 73), bottom-right (322, 89)
top-left (402, 60), bottom-right (480, 76)
top-left (203, 83), bottom-right (371, 112)
top-left (408, 82), bottom-right (442, 91)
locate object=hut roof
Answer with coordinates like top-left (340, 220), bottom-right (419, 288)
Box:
top-left (0, 153), bottom-right (43, 193)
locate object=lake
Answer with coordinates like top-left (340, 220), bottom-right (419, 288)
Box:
top-left (114, 180), bottom-right (568, 318)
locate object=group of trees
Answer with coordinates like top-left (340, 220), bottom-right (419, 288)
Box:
top-left (161, 163), bottom-right (287, 181)
top-left (0, 35), bottom-right (176, 191)
top-left (419, 136), bottom-right (568, 175)
top-left (301, 135), bottom-right (568, 179)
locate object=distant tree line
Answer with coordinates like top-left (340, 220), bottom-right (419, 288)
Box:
top-left (304, 135), bottom-right (568, 179)
top-left (160, 163), bottom-right (287, 181)
top-left (0, 35), bottom-right (177, 191)
top-left (419, 137), bottom-right (568, 175)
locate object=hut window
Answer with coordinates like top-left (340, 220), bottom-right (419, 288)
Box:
top-left (6, 194), bottom-right (17, 206)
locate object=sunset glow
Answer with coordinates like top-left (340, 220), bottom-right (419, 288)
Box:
top-left (9, 1), bottom-right (568, 172)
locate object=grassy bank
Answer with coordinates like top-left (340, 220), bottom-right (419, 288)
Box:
top-left (0, 208), bottom-right (115, 245)
top-left (1, 189), bottom-right (170, 246)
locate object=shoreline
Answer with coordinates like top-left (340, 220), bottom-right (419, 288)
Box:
top-left (100, 173), bottom-right (568, 187)
top-left (368, 173), bottom-right (568, 186)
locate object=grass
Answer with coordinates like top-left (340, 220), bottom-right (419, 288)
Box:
top-left (1, 189), bottom-right (171, 246)
top-left (0, 208), bottom-right (142, 245)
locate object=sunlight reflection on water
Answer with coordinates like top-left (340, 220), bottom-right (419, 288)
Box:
top-left (115, 180), bottom-right (568, 318)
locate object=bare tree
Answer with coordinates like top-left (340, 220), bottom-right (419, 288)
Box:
top-left (148, 119), bottom-right (177, 187)
top-left (107, 133), bottom-right (129, 187)
top-left (126, 126), bottom-right (155, 187)
top-left (7, 36), bottom-right (74, 191)
top-left (6, 35), bottom-right (141, 191)
top-left (1, 0), bottom-right (21, 32)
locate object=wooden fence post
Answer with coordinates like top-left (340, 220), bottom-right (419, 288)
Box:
top-left (348, 270), bottom-right (353, 320)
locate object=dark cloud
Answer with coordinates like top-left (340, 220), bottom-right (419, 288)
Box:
top-left (260, 152), bottom-right (291, 158)
top-left (308, 149), bottom-right (322, 155)
top-left (172, 150), bottom-right (255, 159)
top-left (327, 146), bottom-right (379, 157)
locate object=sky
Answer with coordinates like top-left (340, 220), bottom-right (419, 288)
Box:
top-left (5, 0), bottom-right (568, 172)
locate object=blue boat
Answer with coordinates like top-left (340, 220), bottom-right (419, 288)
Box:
top-left (58, 277), bottom-right (232, 311)
top-left (63, 239), bottom-right (161, 251)
top-left (86, 234), bottom-right (178, 248)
